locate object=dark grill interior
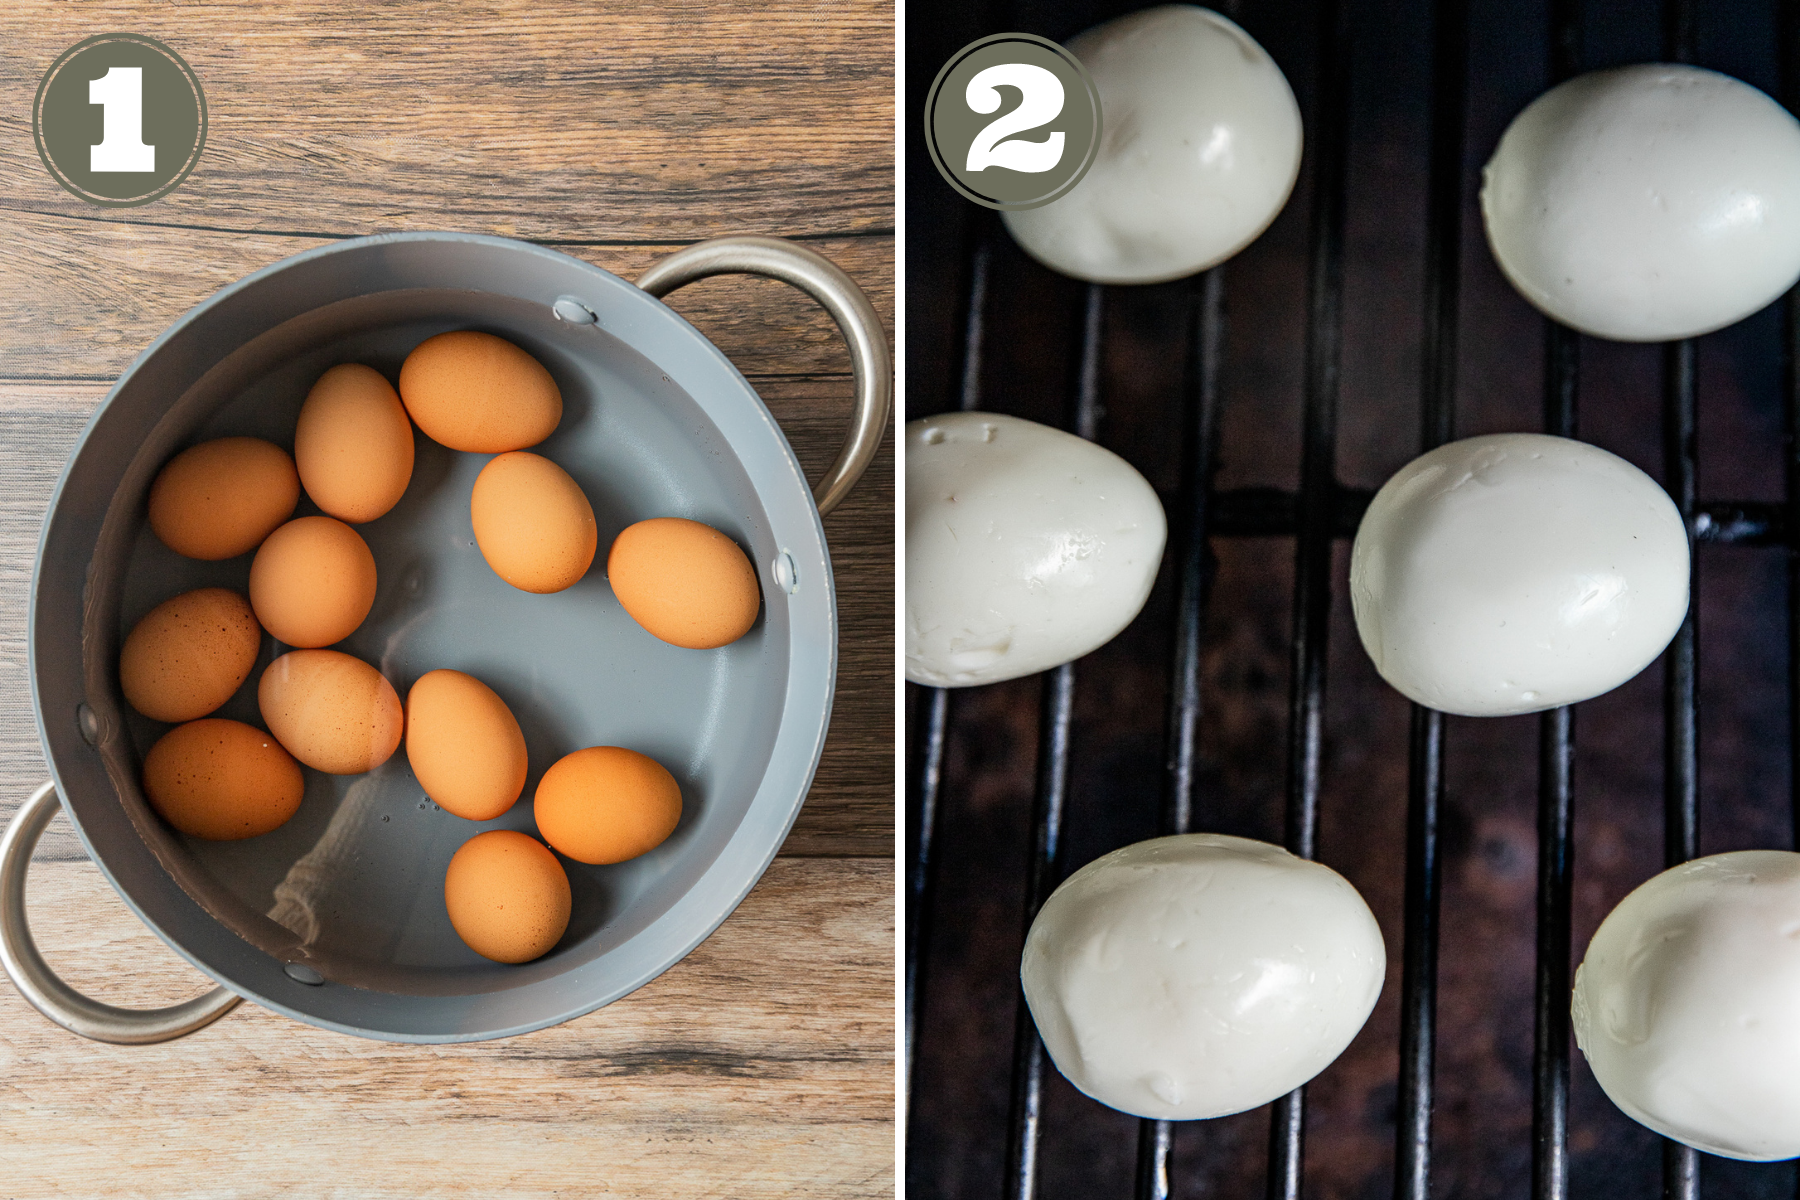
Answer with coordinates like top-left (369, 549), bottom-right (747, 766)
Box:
top-left (906, 0), bottom-right (1800, 1196)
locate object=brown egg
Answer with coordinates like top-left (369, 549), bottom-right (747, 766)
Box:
top-left (533, 746), bottom-right (682, 865)
top-left (606, 518), bottom-right (761, 649)
top-left (294, 364), bottom-right (415, 523)
top-left (258, 649), bottom-right (403, 774)
top-left (148, 437), bottom-right (300, 560)
top-left (469, 452), bottom-right (597, 594)
top-left (142, 718), bottom-right (304, 840)
top-left (443, 830), bottom-right (571, 964)
top-left (404, 669), bottom-right (529, 821)
top-left (397, 331), bottom-right (562, 452)
top-left (120, 588), bottom-right (262, 723)
top-left (249, 517), bottom-right (378, 648)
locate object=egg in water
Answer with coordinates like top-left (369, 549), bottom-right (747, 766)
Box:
top-left (142, 718), bottom-right (305, 840)
top-left (399, 331), bottom-right (562, 452)
top-left (294, 363), bottom-right (416, 523)
top-left (120, 587), bottom-right (262, 723)
top-left (148, 437), bottom-right (300, 561)
top-left (258, 649), bottom-right (403, 774)
top-left (469, 451), bottom-right (598, 594)
top-left (534, 746), bottom-right (682, 865)
top-left (1349, 433), bottom-right (1689, 717)
top-left (1021, 833), bottom-right (1385, 1120)
top-left (443, 830), bottom-right (572, 964)
top-left (1002, 5), bottom-right (1303, 284)
top-left (249, 516), bottom-right (378, 648)
top-left (607, 518), bottom-right (760, 649)
top-left (404, 669), bottom-right (529, 821)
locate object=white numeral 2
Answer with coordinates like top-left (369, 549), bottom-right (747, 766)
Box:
top-left (90, 67), bottom-right (156, 173)
top-left (964, 64), bottom-right (1066, 175)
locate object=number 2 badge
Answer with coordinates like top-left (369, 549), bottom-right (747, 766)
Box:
top-left (924, 32), bottom-right (1102, 212)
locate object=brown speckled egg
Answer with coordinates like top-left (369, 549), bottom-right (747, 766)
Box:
top-left (606, 518), bottom-right (761, 649)
top-left (120, 588), bottom-right (262, 723)
top-left (148, 437), bottom-right (300, 560)
top-left (397, 331), bottom-right (562, 452)
top-left (294, 364), bottom-right (415, 523)
top-left (534, 746), bottom-right (682, 865)
top-left (258, 649), bottom-right (403, 774)
top-left (142, 718), bottom-right (304, 840)
top-left (249, 516), bottom-right (378, 648)
top-left (404, 669), bottom-right (529, 821)
top-left (469, 451), bottom-right (597, 594)
top-left (443, 830), bottom-right (571, 964)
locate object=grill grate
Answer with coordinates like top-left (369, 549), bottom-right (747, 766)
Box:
top-left (907, 0), bottom-right (1800, 1196)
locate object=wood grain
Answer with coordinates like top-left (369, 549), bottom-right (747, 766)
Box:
top-left (0, 213), bottom-right (893, 379)
top-left (1, 854), bottom-right (894, 1199)
top-left (0, 0), bottom-right (894, 242)
top-left (0, 378), bottom-right (891, 860)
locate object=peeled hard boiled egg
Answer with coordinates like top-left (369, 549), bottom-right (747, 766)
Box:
top-left (1002, 5), bottom-right (1303, 284)
top-left (1349, 433), bottom-right (1689, 717)
top-left (1021, 834), bottom-right (1385, 1120)
top-left (906, 412), bottom-right (1166, 687)
top-left (1573, 851), bottom-right (1800, 1161)
top-left (1481, 64), bottom-right (1800, 341)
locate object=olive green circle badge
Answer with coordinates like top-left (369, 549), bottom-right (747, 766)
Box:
top-left (924, 32), bottom-right (1102, 212)
top-left (34, 33), bottom-right (208, 208)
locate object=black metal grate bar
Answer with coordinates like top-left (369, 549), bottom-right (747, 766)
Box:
top-left (1661, 338), bottom-right (1702, 1200)
top-left (1394, 0), bottom-right (1466, 1194)
top-left (1132, 268), bottom-right (1228, 1200)
top-left (1271, 0), bottom-right (1354, 1191)
top-left (904, 225), bottom-right (993, 1106)
top-left (905, 685), bottom-right (949, 1096)
top-left (1004, 284), bottom-right (1106, 1200)
top-left (1532, 7), bottom-right (1582, 1197)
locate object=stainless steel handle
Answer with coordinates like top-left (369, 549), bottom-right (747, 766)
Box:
top-left (638, 235), bottom-right (892, 517)
top-left (0, 780), bottom-right (239, 1043)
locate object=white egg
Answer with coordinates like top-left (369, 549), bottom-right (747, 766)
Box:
top-left (1021, 834), bottom-right (1385, 1121)
top-left (1001, 5), bottom-right (1303, 285)
top-left (1573, 851), bottom-right (1800, 1161)
top-left (1349, 433), bottom-right (1688, 717)
top-left (1481, 64), bottom-right (1800, 341)
top-left (905, 412), bottom-right (1166, 688)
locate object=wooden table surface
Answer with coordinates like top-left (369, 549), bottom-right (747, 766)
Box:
top-left (0, 5), bottom-right (893, 1195)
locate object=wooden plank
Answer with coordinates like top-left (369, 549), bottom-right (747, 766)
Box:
top-left (0, 855), bottom-right (894, 1198)
top-left (0, 213), bottom-right (893, 380)
top-left (0, 379), bottom-right (891, 861)
top-left (0, 0), bottom-right (894, 241)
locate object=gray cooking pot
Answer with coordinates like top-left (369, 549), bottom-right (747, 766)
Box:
top-left (0, 232), bottom-right (889, 1043)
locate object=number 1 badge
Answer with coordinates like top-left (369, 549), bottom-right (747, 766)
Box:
top-left (34, 33), bottom-right (208, 208)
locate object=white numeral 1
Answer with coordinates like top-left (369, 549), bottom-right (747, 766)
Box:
top-left (90, 67), bottom-right (156, 173)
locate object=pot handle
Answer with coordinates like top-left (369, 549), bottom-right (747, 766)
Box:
top-left (0, 781), bottom-right (240, 1043)
top-left (637, 236), bottom-right (891, 517)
